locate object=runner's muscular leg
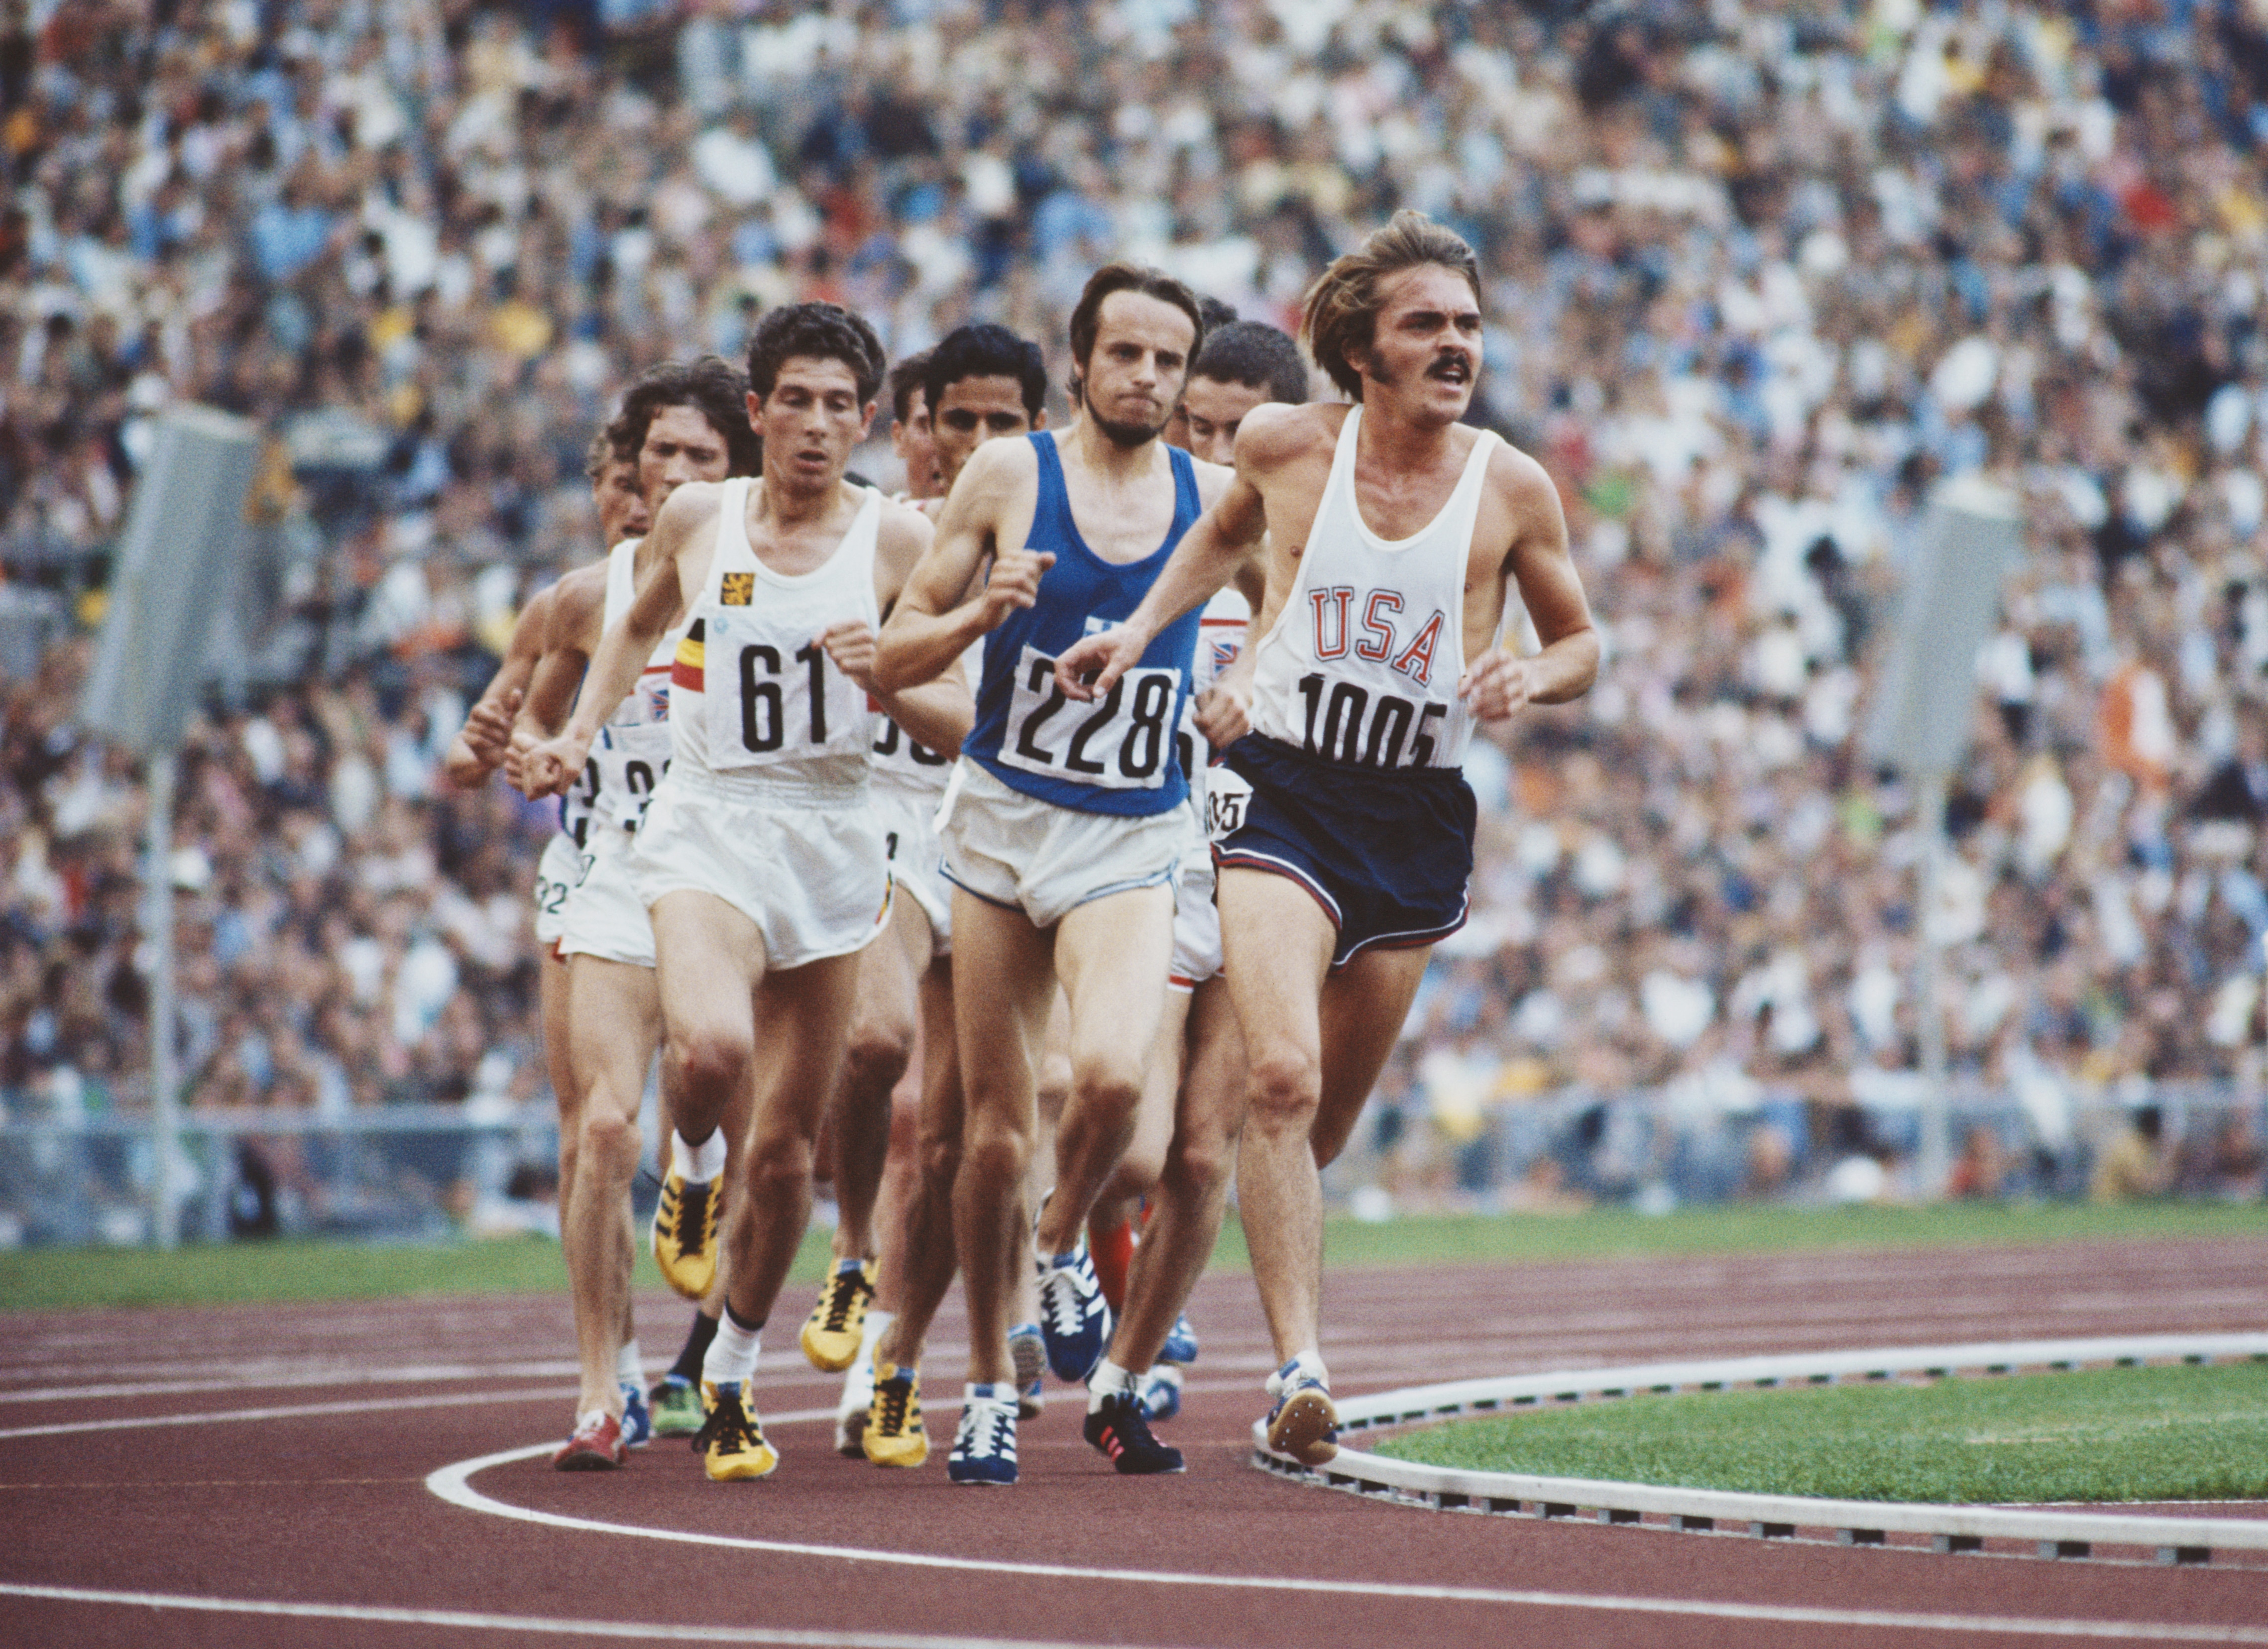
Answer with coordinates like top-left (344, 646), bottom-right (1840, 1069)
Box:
top-left (562, 954), bottom-right (662, 1417)
top-left (830, 897), bottom-right (926, 1263)
top-left (723, 950), bottom-right (864, 1331)
top-left (1311, 947), bottom-right (1431, 1169)
top-left (1033, 884), bottom-right (1175, 1258)
top-left (649, 890), bottom-right (768, 1150)
top-left (1217, 867), bottom-right (1336, 1367)
top-left (951, 891), bottom-right (1058, 1386)
top-left (1090, 989), bottom-right (1186, 1245)
top-left (1110, 975), bottom-right (1245, 1373)
top-left (540, 949), bottom-right (580, 1248)
top-left (875, 956), bottom-right (963, 1371)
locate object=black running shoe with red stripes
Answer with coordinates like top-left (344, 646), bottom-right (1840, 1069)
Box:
top-left (1083, 1390), bottom-right (1184, 1475)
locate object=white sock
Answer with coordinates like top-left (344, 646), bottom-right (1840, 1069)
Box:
top-left (615, 1338), bottom-right (644, 1386)
top-left (1086, 1357), bottom-right (1140, 1413)
top-left (860, 1308), bottom-right (895, 1354)
top-left (1291, 1349), bottom-right (1329, 1389)
top-left (672, 1128), bottom-right (726, 1182)
top-left (702, 1306), bottom-right (762, 1387)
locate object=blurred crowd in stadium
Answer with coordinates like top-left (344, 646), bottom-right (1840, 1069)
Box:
top-left (3, 0), bottom-right (2267, 1212)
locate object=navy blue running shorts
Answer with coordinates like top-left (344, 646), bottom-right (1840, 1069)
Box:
top-left (1213, 735), bottom-right (1476, 970)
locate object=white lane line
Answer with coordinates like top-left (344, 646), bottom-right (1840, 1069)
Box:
top-left (0, 1362), bottom-right (853, 1411)
top-left (0, 1584), bottom-right (1118, 1649)
top-left (0, 1395), bottom-right (837, 1442)
top-left (425, 1444), bottom-right (2268, 1643)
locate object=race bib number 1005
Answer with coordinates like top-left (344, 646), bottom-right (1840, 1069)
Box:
top-left (997, 644), bottom-right (1178, 791)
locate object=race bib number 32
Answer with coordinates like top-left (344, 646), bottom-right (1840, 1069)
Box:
top-left (998, 644), bottom-right (1178, 791)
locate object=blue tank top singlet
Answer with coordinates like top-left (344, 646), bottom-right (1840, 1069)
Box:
top-left (964, 432), bottom-right (1204, 817)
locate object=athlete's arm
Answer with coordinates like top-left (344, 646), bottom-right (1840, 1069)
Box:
top-left (443, 584), bottom-right (550, 787)
top-left (1459, 445), bottom-right (1598, 720)
top-left (873, 438), bottom-right (1051, 693)
top-left (523, 485), bottom-right (717, 797)
top-left (1051, 411), bottom-right (1283, 702)
top-left (499, 564), bottom-right (603, 793)
top-left (824, 501), bottom-right (975, 754)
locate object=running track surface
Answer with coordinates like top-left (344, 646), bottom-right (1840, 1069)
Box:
top-left (3, 1235), bottom-right (2266, 1648)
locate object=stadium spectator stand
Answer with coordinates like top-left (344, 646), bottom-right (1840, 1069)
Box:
top-left (2, 0), bottom-right (2264, 1236)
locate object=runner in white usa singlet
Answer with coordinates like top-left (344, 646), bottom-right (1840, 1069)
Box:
top-left (1048, 219), bottom-right (1597, 1469)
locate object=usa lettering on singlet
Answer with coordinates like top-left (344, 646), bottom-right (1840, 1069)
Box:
top-left (667, 477), bottom-right (883, 794)
top-left (962, 432), bottom-right (1204, 817)
top-left (585, 536), bottom-right (689, 834)
top-left (1246, 406), bottom-right (1498, 772)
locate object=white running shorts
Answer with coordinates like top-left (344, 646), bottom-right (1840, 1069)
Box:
top-left (557, 822), bottom-right (655, 969)
top-left (533, 832), bottom-right (585, 948)
top-left (875, 783), bottom-right (952, 958)
top-left (629, 771), bottom-right (892, 971)
top-left (939, 759), bottom-right (1181, 931)
top-left (1167, 818), bottom-right (1221, 991)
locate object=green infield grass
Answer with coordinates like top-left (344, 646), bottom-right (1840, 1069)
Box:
top-left (1, 1197), bottom-right (2261, 1312)
top-left (1374, 1362), bottom-right (2268, 1505)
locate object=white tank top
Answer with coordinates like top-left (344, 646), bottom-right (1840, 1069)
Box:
top-left (585, 537), bottom-right (688, 833)
top-left (1179, 587), bottom-right (1251, 834)
top-left (1246, 407), bottom-right (1496, 772)
top-left (670, 477), bottom-right (883, 800)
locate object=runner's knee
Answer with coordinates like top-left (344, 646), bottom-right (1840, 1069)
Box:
top-left (577, 1109), bottom-right (641, 1175)
top-left (742, 1126), bottom-right (814, 1197)
top-left (1246, 1047), bottom-right (1321, 1129)
top-left (844, 1022), bottom-right (913, 1101)
top-left (668, 1025), bottom-right (752, 1101)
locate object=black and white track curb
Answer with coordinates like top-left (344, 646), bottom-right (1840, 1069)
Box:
top-left (1251, 1333), bottom-right (2268, 1564)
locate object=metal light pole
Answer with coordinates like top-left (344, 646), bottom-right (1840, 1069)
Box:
top-left (1862, 473), bottom-right (2021, 1199)
top-left (79, 405), bottom-right (263, 1248)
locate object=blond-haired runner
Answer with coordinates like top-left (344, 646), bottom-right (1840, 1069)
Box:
top-left (1057, 213), bottom-right (1599, 1466)
top-left (524, 303), bottom-right (969, 1483)
top-left (874, 264), bottom-right (1229, 1483)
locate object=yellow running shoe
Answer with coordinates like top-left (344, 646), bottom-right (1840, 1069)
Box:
top-left (862, 1360), bottom-right (927, 1468)
top-left (651, 1169), bottom-right (719, 1300)
top-left (693, 1380), bottom-right (778, 1481)
top-left (799, 1258), bottom-right (876, 1371)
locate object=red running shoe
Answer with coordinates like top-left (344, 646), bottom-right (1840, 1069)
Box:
top-left (553, 1410), bottom-right (626, 1471)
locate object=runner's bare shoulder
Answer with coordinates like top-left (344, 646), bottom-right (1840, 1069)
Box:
top-left (1233, 402), bottom-right (1344, 473)
top-left (544, 560), bottom-right (609, 653)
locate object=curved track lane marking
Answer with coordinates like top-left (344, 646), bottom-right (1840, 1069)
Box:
top-left (0, 1386), bottom-right (575, 1440)
top-left (426, 1442), bottom-right (2268, 1643)
top-left (0, 1583), bottom-right (1123, 1648)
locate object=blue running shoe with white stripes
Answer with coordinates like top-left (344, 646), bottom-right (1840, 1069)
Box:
top-left (1138, 1363), bottom-right (1182, 1423)
top-left (1008, 1321), bottom-right (1046, 1419)
top-left (1159, 1313), bottom-right (1199, 1368)
top-left (947, 1384), bottom-right (1019, 1486)
top-left (619, 1380), bottom-right (652, 1447)
top-left (1036, 1242), bottom-right (1111, 1383)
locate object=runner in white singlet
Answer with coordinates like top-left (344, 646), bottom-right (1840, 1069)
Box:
top-left (497, 360), bottom-right (752, 1469)
top-left (444, 434), bottom-right (646, 1142)
top-left (522, 304), bottom-right (968, 1485)
top-left (1058, 214), bottom-right (1598, 1467)
top-left (818, 325), bottom-right (1052, 1464)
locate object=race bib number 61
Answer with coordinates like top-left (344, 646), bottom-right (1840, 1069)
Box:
top-left (998, 644), bottom-right (1178, 791)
